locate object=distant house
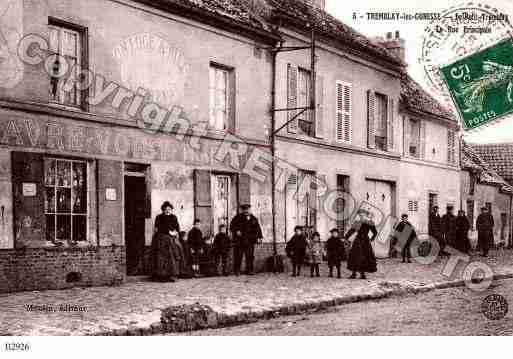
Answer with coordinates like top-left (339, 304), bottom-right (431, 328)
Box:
top-left (461, 142), bottom-right (513, 248)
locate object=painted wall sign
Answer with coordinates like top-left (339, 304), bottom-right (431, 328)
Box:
top-left (112, 33), bottom-right (189, 110)
top-left (22, 183), bottom-right (36, 196)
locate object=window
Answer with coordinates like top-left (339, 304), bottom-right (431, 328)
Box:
top-left (297, 68), bottom-right (313, 137)
top-left (408, 118), bottom-right (421, 157)
top-left (428, 193), bottom-right (438, 213)
top-left (447, 130), bottom-right (457, 164)
top-left (467, 200), bottom-right (475, 230)
top-left (48, 20), bottom-right (85, 107)
top-left (209, 63), bottom-right (234, 131)
top-left (44, 158), bottom-right (87, 244)
top-left (469, 173), bottom-right (476, 195)
top-left (374, 93), bottom-right (388, 151)
top-left (336, 81), bottom-right (352, 143)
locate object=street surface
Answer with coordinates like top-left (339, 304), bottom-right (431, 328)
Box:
top-left (184, 279), bottom-right (513, 336)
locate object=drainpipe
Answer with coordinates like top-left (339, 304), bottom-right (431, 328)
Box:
top-left (509, 194), bottom-right (513, 248)
top-left (270, 42), bottom-right (279, 271)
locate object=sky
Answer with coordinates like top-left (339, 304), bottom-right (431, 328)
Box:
top-left (326, 0), bottom-right (513, 144)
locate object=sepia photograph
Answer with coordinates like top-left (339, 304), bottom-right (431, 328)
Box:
top-left (0, 0), bottom-right (512, 355)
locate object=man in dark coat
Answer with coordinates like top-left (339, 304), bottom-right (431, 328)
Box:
top-left (188, 219), bottom-right (204, 276)
top-left (429, 206), bottom-right (445, 255)
top-left (441, 205), bottom-right (457, 253)
top-left (325, 228), bottom-right (346, 278)
top-left (392, 214), bottom-right (417, 263)
top-left (455, 210), bottom-right (471, 253)
top-left (476, 206), bottom-right (494, 257)
top-left (230, 204), bottom-right (263, 275)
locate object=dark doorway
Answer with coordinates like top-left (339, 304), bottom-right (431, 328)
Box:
top-left (124, 175), bottom-right (147, 276)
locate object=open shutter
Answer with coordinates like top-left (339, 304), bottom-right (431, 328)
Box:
top-left (386, 97), bottom-right (394, 151)
top-left (315, 74), bottom-right (324, 138)
top-left (194, 169), bottom-right (213, 237)
top-left (287, 63), bottom-right (298, 134)
top-left (367, 90), bottom-right (376, 149)
top-left (286, 171), bottom-right (298, 238)
top-left (238, 173), bottom-right (251, 208)
top-left (12, 152), bottom-right (45, 248)
top-left (336, 81), bottom-right (352, 143)
top-left (98, 159), bottom-right (123, 245)
top-left (402, 116), bottom-right (409, 156)
top-left (420, 120), bottom-right (427, 159)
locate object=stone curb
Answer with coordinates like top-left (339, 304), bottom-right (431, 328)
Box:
top-left (89, 272), bottom-right (513, 336)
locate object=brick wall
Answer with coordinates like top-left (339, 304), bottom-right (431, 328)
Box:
top-left (0, 246), bottom-right (125, 293)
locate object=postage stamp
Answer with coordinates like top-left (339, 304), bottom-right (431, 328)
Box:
top-left (440, 37), bottom-right (513, 130)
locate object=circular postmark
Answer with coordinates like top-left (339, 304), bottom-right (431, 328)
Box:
top-left (481, 293), bottom-right (509, 320)
top-left (420, 1), bottom-right (513, 99)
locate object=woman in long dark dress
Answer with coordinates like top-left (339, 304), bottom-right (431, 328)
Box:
top-left (151, 201), bottom-right (181, 282)
top-left (344, 209), bottom-right (378, 279)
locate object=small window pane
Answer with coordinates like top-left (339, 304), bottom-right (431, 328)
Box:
top-left (57, 160), bottom-right (71, 187)
top-left (56, 188), bottom-right (71, 213)
top-left (62, 30), bottom-right (78, 56)
top-left (72, 216), bottom-right (87, 242)
top-left (46, 214), bottom-right (55, 241)
top-left (45, 187), bottom-right (55, 213)
top-left (56, 215), bottom-right (71, 241)
top-left (44, 159), bottom-right (56, 186)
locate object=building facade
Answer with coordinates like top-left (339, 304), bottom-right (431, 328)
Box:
top-left (0, 0), bottom-right (278, 292)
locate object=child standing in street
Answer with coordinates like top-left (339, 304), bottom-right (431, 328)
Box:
top-left (325, 228), bottom-right (345, 278)
top-left (188, 219), bottom-right (203, 276)
top-left (307, 232), bottom-right (322, 277)
top-left (286, 226), bottom-right (308, 277)
top-left (213, 224), bottom-right (231, 276)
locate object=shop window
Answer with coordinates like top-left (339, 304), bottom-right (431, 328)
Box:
top-left (44, 158), bottom-right (87, 244)
top-left (48, 19), bottom-right (87, 108)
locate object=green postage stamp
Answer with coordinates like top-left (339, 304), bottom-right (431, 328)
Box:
top-left (440, 38), bottom-right (513, 130)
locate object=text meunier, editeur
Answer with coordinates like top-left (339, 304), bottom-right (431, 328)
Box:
top-left (24, 304), bottom-right (87, 312)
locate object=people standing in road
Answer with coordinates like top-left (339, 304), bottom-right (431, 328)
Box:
top-left (455, 210), bottom-right (471, 253)
top-left (325, 228), bottom-right (345, 278)
top-left (307, 232), bottom-right (323, 277)
top-left (188, 219), bottom-right (204, 276)
top-left (476, 206), bottom-right (494, 257)
top-left (429, 206), bottom-right (444, 255)
top-left (178, 231), bottom-right (193, 279)
top-left (286, 226), bottom-right (308, 277)
top-left (213, 224), bottom-right (231, 276)
top-left (230, 204), bottom-right (263, 275)
top-left (345, 209), bottom-right (378, 279)
top-left (151, 201), bottom-right (180, 282)
top-left (441, 205), bottom-right (457, 254)
top-left (392, 214), bottom-right (417, 263)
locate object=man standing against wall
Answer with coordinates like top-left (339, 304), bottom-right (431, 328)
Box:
top-left (230, 204), bottom-right (263, 275)
top-left (429, 206), bottom-right (444, 256)
top-left (441, 205), bottom-right (456, 256)
top-left (476, 206), bottom-right (495, 257)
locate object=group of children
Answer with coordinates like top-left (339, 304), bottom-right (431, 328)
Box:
top-left (180, 219), bottom-right (232, 277)
top-left (286, 226), bottom-right (348, 278)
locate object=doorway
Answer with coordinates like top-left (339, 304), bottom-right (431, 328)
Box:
top-left (124, 175), bottom-right (147, 276)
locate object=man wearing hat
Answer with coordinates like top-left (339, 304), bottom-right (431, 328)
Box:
top-left (441, 205), bottom-right (456, 255)
top-left (230, 204), bottom-right (263, 275)
top-left (476, 206), bottom-right (494, 257)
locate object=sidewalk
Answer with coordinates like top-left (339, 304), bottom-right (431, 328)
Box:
top-left (1, 250), bottom-right (513, 336)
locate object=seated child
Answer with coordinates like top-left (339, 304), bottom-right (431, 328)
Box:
top-left (307, 232), bottom-right (323, 277)
top-left (286, 225), bottom-right (308, 277)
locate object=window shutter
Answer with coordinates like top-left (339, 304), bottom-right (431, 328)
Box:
top-left (98, 159), bottom-right (123, 245)
top-left (194, 169), bottom-right (213, 237)
top-left (402, 116), bottom-right (409, 156)
top-left (238, 173), bottom-right (251, 208)
top-left (315, 74), bottom-right (324, 138)
top-left (145, 166), bottom-right (152, 219)
top-left (367, 90), bottom-right (376, 149)
top-left (420, 120), bottom-right (427, 159)
top-left (287, 63), bottom-right (298, 134)
top-left (12, 152), bottom-right (45, 248)
top-left (336, 81), bottom-right (352, 143)
top-left (386, 97), bottom-right (394, 151)
top-left (228, 70), bottom-right (236, 132)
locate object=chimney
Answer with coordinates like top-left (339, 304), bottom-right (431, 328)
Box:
top-left (374, 30), bottom-right (406, 65)
top-left (303, 0), bottom-right (326, 10)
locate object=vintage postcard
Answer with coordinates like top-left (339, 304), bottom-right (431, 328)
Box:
top-left (0, 0), bottom-right (512, 356)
